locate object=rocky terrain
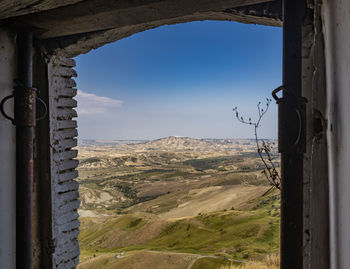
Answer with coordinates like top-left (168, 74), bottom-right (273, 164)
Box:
top-left (77, 137), bottom-right (280, 268)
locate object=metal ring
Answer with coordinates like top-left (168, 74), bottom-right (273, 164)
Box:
top-left (36, 96), bottom-right (47, 122)
top-left (0, 94), bottom-right (15, 124)
top-left (293, 108), bottom-right (302, 147)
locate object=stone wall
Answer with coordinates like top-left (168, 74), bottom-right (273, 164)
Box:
top-left (47, 56), bottom-right (80, 268)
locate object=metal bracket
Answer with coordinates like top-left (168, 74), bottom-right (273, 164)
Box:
top-left (0, 82), bottom-right (47, 126)
top-left (272, 85), bottom-right (308, 153)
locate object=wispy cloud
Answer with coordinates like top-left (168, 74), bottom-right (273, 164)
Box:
top-left (76, 90), bottom-right (123, 115)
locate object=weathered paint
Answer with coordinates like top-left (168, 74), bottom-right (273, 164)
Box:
top-left (0, 0), bottom-right (85, 20)
top-left (323, 1), bottom-right (350, 268)
top-left (0, 27), bottom-right (16, 269)
top-left (48, 56), bottom-right (80, 268)
top-left (301, 2), bottom-right (330, 269)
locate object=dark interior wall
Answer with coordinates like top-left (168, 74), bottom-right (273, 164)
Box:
top-left (0, 26), bottom-right (16, 269)
top-left (33, 45), bottom-right (53, 269)
top-left (302, 1), bottom-right (330, 268)
top-left (42, 1), bottom-right (282, 57)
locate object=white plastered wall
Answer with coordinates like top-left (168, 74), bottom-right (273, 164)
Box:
top-left (323, 1), bottom-right (350, 268)
top-left (0, 27), bottom-right (16, 269)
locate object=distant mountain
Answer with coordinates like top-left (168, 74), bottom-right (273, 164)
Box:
top-left (142, 136), bottom-right (214, 150)
top-left (78, 139), bottom-right (148, 147)
top-left (120, 136), bottom-right (263, 152)
top-left (78, 136), bottom-right (277, 154)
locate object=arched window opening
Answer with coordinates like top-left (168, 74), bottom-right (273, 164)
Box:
top-left (74, 21), bottom-right (282, 268)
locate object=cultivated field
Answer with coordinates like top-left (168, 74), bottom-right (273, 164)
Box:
top-left (77, 137), bottom-right (280, 268)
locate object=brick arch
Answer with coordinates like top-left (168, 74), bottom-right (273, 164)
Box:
top-left (35, 1), bottom-right (282, 267)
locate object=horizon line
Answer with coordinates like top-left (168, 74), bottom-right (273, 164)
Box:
top-left (78, 136), bottom-right (278, 141)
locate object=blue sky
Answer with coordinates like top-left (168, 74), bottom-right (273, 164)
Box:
top-left (74, 21), bottom-right (282, 140)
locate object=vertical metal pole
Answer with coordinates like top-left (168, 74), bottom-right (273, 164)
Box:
top-left (16, 31), bottom-right (35, 269)
top-left (280, 0), bottom-right (305, 269)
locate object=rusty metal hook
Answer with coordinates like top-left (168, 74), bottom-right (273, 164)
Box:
top-left (272, 85), bottom-right (285, 102)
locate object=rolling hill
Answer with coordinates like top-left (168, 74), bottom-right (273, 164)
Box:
top-left (77, 137), bottom-right (280, 268)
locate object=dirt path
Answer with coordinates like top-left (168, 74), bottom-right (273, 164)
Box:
top-left (145, 250), bottom-right (251, 268)
top-left (79, 250), bottom-right (252, 269)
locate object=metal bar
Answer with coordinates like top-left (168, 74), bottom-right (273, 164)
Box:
top-left (280, 0), bottom-right (305, 269)
top-left (16, 30), bottom-right (34, 269)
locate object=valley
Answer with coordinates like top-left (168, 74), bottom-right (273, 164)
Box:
top-left (77, 137), bottom-right (280, 269)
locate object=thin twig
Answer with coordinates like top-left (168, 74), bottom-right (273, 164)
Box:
top-left (233, 99), bottom-right (280, 189)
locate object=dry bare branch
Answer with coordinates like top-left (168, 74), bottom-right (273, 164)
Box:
top-left (233, 99), bottom-right (280, 189)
